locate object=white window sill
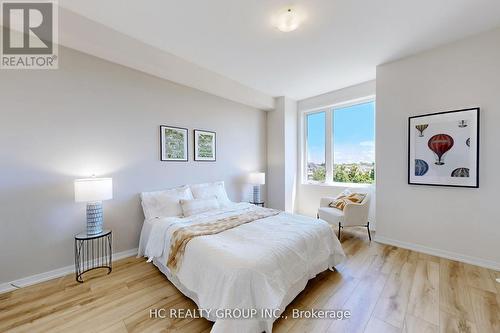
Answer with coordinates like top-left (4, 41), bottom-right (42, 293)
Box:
top-left (301, 182), bottom-right (374, 188)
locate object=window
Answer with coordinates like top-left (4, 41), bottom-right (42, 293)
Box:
top-left (306, 112), bottom-right (326, 182)
top-left (333, 101), bottom-right (375, 184)
top-left (303, 100), bottom-right (375, 185)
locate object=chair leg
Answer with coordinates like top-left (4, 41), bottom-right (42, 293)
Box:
top-left (338, 222), bottom-right (342, 241)
top-left (366, 221), bottom-right (371, 241)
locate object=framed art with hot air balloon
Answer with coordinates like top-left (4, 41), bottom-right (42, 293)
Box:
top-left (408, 108), bottom-right (479, 188)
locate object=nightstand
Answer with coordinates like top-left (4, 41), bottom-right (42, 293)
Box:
top-left (74, 229), bottom-right (112, 283)
top-left (250, 201), bottom-right (265, 207)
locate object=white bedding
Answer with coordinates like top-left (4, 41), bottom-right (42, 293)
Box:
top-left (138, 203), bottom-right (345, 333)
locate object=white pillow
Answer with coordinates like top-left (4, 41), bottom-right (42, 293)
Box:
top-left (140, 186), bottom-right (194, 219)
top-left (189, 181), bottom-right (231, 207)
top-left (336, 189), bottom-right (352, 198)
top-left (180, 197), bottom-right (220, 217)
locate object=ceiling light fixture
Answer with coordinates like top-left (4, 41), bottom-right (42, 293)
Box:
top-left (273, 8), bottom-right (302, 32)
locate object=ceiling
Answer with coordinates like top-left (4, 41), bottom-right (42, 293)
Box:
top-left (60, 0), bottom-right (500, 100)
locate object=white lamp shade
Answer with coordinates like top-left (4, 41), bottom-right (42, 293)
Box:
top-left (74, 178), bottom-right (113, 202)
top-left (248, 172), bottom-right (265, 185)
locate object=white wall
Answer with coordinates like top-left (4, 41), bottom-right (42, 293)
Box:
top-left (0, 45), bottom-right (267, 284)
top-left (267, 97), bottom-right (297, 212)
top-left (296, 81), bottom-right (376, 224)
top-left (267, 100), bottom-right (285, 210)
top-left (376, 27), bottom-right (500, 269)
top-left (284, 98), bottom-right (298, 212)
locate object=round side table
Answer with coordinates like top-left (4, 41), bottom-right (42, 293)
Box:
top-left (74, 229), bottom-right (112, 283)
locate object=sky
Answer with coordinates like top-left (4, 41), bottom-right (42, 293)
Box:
top-left (307, 101), bottom-right (375, 164)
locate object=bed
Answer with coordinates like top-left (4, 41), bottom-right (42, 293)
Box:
top-left (138, 181), bottom-right (345, 333)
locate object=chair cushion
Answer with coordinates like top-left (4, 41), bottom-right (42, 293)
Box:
top-left (329, 193), bottom-right (367, 211)
top-left (318, 207), bottom-right (344, 225)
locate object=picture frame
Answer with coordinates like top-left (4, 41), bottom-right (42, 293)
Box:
top-left (194, 129), bottom-right (216, 161)
top-left (160, 125), bottom-right (188, 161)
top-left (408, 108), bottom-right (479, 188)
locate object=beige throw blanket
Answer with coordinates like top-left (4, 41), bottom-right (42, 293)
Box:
top-left (167, 207), bottom-right (280, 272)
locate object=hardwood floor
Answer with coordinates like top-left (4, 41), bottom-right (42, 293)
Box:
top-left (1, 228), bottom-right (498, 333)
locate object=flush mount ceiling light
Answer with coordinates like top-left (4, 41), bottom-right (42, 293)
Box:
top-left (273, 8), bottom-right (302, 32)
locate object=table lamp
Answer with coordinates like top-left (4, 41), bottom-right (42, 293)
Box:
top-left (248, 172), bottom-right (265, 203)
top-left (74, 177), bottom-right (113, 235)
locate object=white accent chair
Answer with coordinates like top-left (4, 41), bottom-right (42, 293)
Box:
top-left (317, 193), bottom-right (371, 241)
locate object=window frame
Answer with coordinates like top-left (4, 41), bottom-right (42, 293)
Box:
top-left (301, 96), bottom-right (376, 186)
top-left (304, 109), bottom-right (327, 184)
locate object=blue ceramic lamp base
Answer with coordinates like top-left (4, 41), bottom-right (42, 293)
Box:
top-left (253, 185), bottom-right (261, 203)
top-left (86, 201), bottom-right (103, 235)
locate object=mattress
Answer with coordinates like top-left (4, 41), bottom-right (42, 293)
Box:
top-left (138, 203), bottom-right (345, 333)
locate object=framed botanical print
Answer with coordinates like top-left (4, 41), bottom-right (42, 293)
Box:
top-left (160, 125), bottom-right (188, 161)
top-left (408, 108), bottom-right (479, 188)
top-left (194, 129), bottom-right (216, 161)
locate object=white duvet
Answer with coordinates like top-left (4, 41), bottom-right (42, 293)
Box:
top-left (138, 203), bottom-right (345, 333)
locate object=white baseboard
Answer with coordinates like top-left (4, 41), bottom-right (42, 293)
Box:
top-left (0, 248), bottom-right (138, 294)
top-left (374, 236), bottom-right (500, 271)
